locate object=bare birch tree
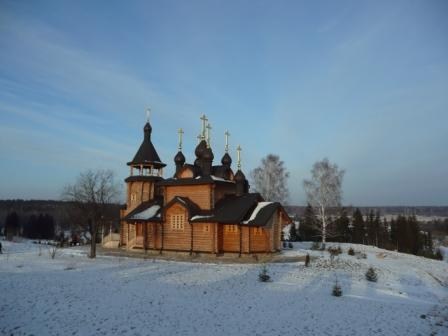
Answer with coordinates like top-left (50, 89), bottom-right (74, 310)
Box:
top-left (303, 158), bottom-right (345, 247)
top-left (62, 169), bottom-right (119, 258)
top-left (250, 154), bottom-right (289, 203)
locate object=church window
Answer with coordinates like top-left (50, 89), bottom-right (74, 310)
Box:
top-left (170, 214), bottom-right (185, 231)
top-left (225, 225), bottom-right (238, 233)
top-left (254, 227), bottom-right (263, 235)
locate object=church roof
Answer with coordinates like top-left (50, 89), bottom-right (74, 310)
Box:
top-left (123, 198), bottom-right (163, 222)
top-left (157, 175), bottom-right (235, 186)
top-left (127, 122), bottom-right (166, 168)
top-left (189, 193), bottom-right (291, 227)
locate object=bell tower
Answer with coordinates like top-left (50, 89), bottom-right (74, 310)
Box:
top-left (125, 110), bottom-right (166, 212)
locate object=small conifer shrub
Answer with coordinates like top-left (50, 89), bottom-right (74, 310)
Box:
top-left (348, 247), bottom-right (355, 256)
top-left (282, 241), bottom-right (287, 248)
top-left (332, 280), bottom-right (342, 297)
top-left (258, 265), bottom-right (271, 282)
top-left (288, 242), bottom-right (293, 249)
top-left (365, 267), bottom-right (378, 282)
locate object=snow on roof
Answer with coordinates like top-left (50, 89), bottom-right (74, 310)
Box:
top-left (175, 197), bottom-right (186, 205)
top-left (129, 205), bottom-right (161, 220)
top-left (211, 175), bottom-right (231, 182)
top-left (191, 215), bottom-right (213, 221)
top-left (242, 202), bottom-right (273, 224)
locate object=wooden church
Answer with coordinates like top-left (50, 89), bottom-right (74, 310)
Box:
top-left (119, 114), bottom-right (291, 255)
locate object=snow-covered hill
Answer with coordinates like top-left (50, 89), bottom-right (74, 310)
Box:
top-left (1, 240), bottom-right (447, 336)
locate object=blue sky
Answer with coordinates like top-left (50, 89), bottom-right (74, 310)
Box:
top-left (0, 0), bottom-right (447, 205)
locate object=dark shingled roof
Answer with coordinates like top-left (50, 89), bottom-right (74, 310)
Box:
top-left (127, 122), bottom-right (166, 168)
top-left (190, 194), bottom-right (291, 227)
top-left (123, 198), bottom-right (163, 222)
top-left (190, 193), bottom-right (262, 224)
top-left (212, 165), bottom-right (232, 180)
top-left (243, 202), bottom-right (281, 226)
top-left (124, 175), bottom-right (164, 183)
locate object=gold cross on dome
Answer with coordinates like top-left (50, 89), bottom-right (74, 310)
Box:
top-left (236, 145), bottom-right (242, 170)
top-left (200, 114), bottom-right (208, 140)
top-left (224, 130), bottom-right (230, 153)
top-left (177, 128), bottom-right (184, 151)
top-left (206, 123), bottom-right (212, 148)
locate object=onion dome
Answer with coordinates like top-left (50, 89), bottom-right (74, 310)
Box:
top-left (202, 146), bottom-right (214, 161)
top-left (195, 140), bottom-right (207, 158)
top-left (234, 169), bottom-right (246, 182)
top-left (174, 151), bottom-right (185, 166)
top-left (221, 153), bottom-right (232, 167)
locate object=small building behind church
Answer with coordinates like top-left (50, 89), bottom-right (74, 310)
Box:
top-left (118, 115), bottom-right (291, 255)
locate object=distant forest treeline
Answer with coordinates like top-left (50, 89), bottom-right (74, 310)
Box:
top-left (285, 205), bottom-right (448, 218)
top-left (1, 200), bottom-right (447, 241)
top-left (0, 200), bottom-right (121, 236)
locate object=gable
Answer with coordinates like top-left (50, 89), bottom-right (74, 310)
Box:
top-left (179, 166), bottom-right (194, 178)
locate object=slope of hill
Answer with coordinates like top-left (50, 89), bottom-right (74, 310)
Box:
top-left (1, 240), bottom-right (447, 336)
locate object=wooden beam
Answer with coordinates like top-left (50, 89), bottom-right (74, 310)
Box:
top-left (190, 221), bottom-right (193, 255)
top-left (239, 226), bottom-right (242, 257)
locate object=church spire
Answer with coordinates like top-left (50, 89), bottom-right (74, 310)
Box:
top-left (128, 108), bottom-right (166, 170)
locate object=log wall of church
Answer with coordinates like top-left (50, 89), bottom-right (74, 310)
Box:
top-left (192, 223), bottom-right (214, 252)
top-left (222, 225), bottom-right (240, 252)
top-left (165, 185), bottom-right (212, 209)
top-left (249, 227), bottom-right (271, 252)
top-left (120, 221), bottom-right (128, 246)
top-left (162, 204), bottom-right (191, 251)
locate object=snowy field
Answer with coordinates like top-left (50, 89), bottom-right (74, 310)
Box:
top-left (1, 240), bottom-right (448, 336)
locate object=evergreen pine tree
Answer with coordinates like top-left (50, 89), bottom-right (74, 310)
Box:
top-left (365, 267), bottom-right (378, 282)
top-left (5, 211), bottom-right (20, 241)
top-left (335, 208), bottom-right (351, 243)
top-left (289, 223), bottom-right (297, 242)
top-left (390, 217), bottom-right (399, 251)
top-left (299, 204), bottom-right (319, 241)
top-left (352, 208), bottom-right (365, 244)
top-left (332, 280), bottom-right (342, 297)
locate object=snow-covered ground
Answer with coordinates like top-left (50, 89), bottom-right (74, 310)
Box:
top-left (1, 240), bottom-right (447, 336)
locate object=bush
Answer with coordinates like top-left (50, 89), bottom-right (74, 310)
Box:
top-left (258, 265), bottom-right (271, 282)
top-left (49, 245), bottom-right (59, 259)
top-left (434, 248), bottom-right (444, 260)
top-left (365, 267), bottom-right (378, 282)
top-left (356, 252), bottom-right (367, 259)
top-left (328, 246), bottom-right (342, 256)
top-left (288, 242), bottom-right (293, 249)
top-left (282, 241), bottom-right (287, 248)
top-left (305, 253), bottom-right (310, 267)
top-left (348, 247), bottom-right (355, 256)
top-left (332, 280), bottom-right (342, 297)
